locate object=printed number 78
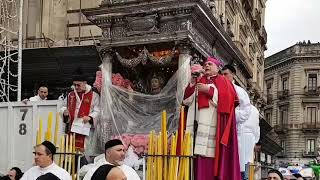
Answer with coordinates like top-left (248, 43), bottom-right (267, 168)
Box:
top-left (19, 109), bottom-right (28, 135)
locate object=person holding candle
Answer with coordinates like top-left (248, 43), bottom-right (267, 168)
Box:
top-left (83, 139), bottom-right (140, 180)
top-left (182, 57), bottom-right (241, 180)
top-left (20, 141), bottom-right (71, 180)
top-left (61, 67), bottom-right (100, 154)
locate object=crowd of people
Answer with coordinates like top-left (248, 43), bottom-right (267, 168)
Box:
top-left (1, 57), bottom-right (303, 180)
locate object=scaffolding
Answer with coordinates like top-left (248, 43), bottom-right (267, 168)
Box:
top-left (0, 0), bottom-right (22, 101)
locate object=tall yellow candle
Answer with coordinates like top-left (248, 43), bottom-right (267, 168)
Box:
top-left (147, 131), bottom-right (152, 180)
top-left (47, 129), bottom-right (52, 142)
top-left (178, 133), bottom-right (188, 180)
top-left (54, 113), bottom-right (60, 146)
top-left (162, 110), bottom-right (168, 180)
top-left (48, 112), bottom-right (53, 130)
top-left (180, 106), bottom-right (184, 149)
top-left (36, 130), bottom-right (40, 145)
top-left (161, 110), bottom-right (167, 143)
top-left (168, 134), bottom-right (176, 180)
top-left (163, 131), bottom-right (168, 180)
top-left (150, 131), bottom-right (155, 180)
top-left (153, 132), bottom-right (157, 180)
top-left (157, 133), bottom-right (162, 180)
top-left (39, 118), bottom-right (43, 143)
top-left (173, 132), bottom-right (178, 180)
top-left (46, 112), bottom-right (53, 142)
top-left (64, 135), bottom-right (69, 169)
top-left (45, 132), bottom-right (48, 141)
top-left (59, 136), bottom-right (64, 167)
top-left (68, 134), bottom-right (73, 174)
top-left (72, 133), bottom-right (76, 180)
top-left (185, 132), bottom-right (191, 180)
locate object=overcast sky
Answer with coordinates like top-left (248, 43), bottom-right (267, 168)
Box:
top-left (265, 0), bottom-right (320, 57)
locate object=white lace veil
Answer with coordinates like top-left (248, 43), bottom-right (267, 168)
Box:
top-left (93, 58), bottom-right (191, 152)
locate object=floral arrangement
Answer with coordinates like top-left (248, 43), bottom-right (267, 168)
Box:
top-left (93, 71), bottom-right (134, 93)
top-left (112, 134), bottom-right (149, 156)
top-left (112, 73), bottom-right (133, 90)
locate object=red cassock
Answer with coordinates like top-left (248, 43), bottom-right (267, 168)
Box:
top-left (179, 74), bottom-right (241, 180)
top-left (67, 91), bottom-right (93, 148)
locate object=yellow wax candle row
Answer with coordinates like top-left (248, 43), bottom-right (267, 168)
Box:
top-left (36, 112), bottom-right (60, 146)
top-left (146, 131), bottom-right (192, 180)
top-left (57, 134), bottom-right (76, 179)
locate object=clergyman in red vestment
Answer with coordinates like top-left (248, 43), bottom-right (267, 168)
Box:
top-left (62, 69), bottom-right (100, 153)
top-left (182, 57), bottom-right (241, 180)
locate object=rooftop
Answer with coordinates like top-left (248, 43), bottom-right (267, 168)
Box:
top-left (265, 41), bottom-right (320, 69)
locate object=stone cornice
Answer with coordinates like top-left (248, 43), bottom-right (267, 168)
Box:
top-left (264, 58), bottom-right (295, 74)
top-left (265, 55), bottom-right (320, 74)
top-left (265, 43), bottom-right (320, 67)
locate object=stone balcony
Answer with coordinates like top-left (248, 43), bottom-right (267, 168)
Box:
top-left (302, 150), bottom-right (317, 158)
top-left (304, 86), bottom-right (320, 96)
top-left (277, 90), bottom-right (289, 99)
top-left (267, 94), bottom-right (273, 104)
top-left (302, 122), bottom-right (320, 133)
top-left (274, 124), bottom-right (288, 134)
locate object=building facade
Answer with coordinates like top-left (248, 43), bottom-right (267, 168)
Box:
top-left (264, 42), bottom-right (320, 165)
top-left (213, 0), bottom-right (267, 103)
top-left (16, 0), bottom-right (268, 99)
top-left (20, 0), bottom-right (102, 47)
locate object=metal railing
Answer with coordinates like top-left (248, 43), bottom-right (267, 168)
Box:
top-left (267, 94), bottom-right (273, 104)
top-left (273, 124), bottom-right (289, 134)
top-left (304, 86), bottom-right (320, 96)
top-left (277, 90), bottom-right (289, 99)
top-left (302, 150), bottom-right (317, 157)
top-left (11, 37), bottom-right (54, 49)
top-left (302, 122), bottom-right (320, 131)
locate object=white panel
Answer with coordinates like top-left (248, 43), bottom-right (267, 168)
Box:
top-left (10, 106), bottom-right (34, 172)
top-left (0, 107), bottom-right (9, 173)
top-left (0, 100), bottom-right (64, 173)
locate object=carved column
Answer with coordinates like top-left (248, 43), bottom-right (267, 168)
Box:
top-left (27, 0), bottom-right (39, 38)
top-left (177, 42), bottom-right (192, 102)
top-left (98, 48), bottom-right (113, 149)
top-left (100, 49), bottom-right (113, 83)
